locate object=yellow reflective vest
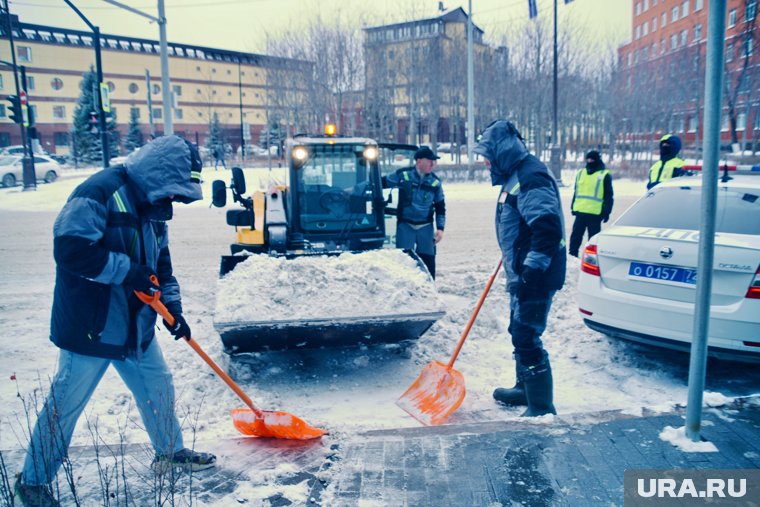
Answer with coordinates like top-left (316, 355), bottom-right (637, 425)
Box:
top-left (648, 157), bottom-right (685, 188)
top-left (572, 167), bottom-right (610, 215)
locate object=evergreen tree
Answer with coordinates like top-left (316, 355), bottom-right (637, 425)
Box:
top-left (204, 114), bottom-right (225, 155)
top-left (124, 107), bottom-right (144, 153)
top-left (71, 66), bottom-right (120, 164)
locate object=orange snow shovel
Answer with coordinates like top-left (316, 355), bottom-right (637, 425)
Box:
top-left (397, 259), bottom-right (502, 426)
top-left (136, 277), bottom-right (326, 440)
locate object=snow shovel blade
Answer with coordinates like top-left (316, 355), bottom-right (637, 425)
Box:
top-left (231, 409), bottom-right (327, 440)
top-left (396, 360), bottom-right (465, 426)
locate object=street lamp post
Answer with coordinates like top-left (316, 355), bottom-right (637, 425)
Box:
top-left (550, 0), bottom-right (563, 184)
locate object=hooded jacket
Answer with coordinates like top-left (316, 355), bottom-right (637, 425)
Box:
top-left (474, 121), bottom-right (566, 293)
top-left (571, 152), bottom-right (614, 218)
top-left (50, 136), bottom-right (203, 360)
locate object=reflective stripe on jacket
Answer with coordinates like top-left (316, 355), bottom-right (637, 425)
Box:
top-left (572, 168), bottom-right (610, 215)
top-left (648, 157), bottom-right (685, 187)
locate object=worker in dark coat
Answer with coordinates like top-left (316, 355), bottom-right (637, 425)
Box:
top-left (474, 120), bottom-right (566, 417)
top-left (15, 136), bottom-right (216, 506)
top-left (382, 146), bottom-right (446, 278)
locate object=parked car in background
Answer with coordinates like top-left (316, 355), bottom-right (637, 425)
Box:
top-left (0, 145), bottom-right (51, 157)
top-left (0, 154), bottom-right (61, 187)
top-left (577, 168), bottom-right (760, 363)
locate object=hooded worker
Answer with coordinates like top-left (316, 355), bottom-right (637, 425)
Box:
top-left (568, 150), bottom-right (614, 258)
top-left (473, 120), bottom-right (566, 417)
top-left (647, 134), bottom-right (685, 189)
top-left (15, 135), bottom-right (216, 506)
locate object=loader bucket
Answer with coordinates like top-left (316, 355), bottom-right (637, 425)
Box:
top-left (216, 311), bottom-right (445, 353)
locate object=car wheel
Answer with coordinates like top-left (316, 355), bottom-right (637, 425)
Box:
top-left (44, 170), bottom-right (58, 183)
top-left (2, 173), bottom-right (15, 187)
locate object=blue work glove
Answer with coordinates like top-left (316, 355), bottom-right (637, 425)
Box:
top-left (125, 264), bottom-right (159, 294)
top-left (518, 265), bottom-right (543, 299)
top-left (163, 314), bottom-right (191, 340)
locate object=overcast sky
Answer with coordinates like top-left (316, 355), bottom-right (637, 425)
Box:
top-left (9, 0), bottom-right (632, 54)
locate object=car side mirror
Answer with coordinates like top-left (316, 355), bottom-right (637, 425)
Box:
top-left (231, 166), bottom-right (246, 195)
top-left (211, 180), bottom-right (227, 207)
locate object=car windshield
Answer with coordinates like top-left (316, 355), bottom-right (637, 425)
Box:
top-left (616, 184), bottom-right (760, 235)
top-left (0, 156), bottom-right (18, 166)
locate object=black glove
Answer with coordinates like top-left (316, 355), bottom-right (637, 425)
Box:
top-left (163, 313), bottom-right (191, 340)
top-left (125, 264), bottom-right (159, 294)
top-left (518, 265), bottom-right (543, 299)
top-left (602, 214), bottom-right (610, 223)
top-left (571, 210), bottom-right (577, 216)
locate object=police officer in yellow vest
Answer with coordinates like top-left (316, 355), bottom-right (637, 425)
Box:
top-left (647, 134), bottom-right (685, 190)
top-left (568, 150), bottom-right (614, 258)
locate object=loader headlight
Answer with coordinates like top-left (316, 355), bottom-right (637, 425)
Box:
top-left (292, 146), bottom-right (309, 162)
top-left (363, 146), bottom-right (378, 160)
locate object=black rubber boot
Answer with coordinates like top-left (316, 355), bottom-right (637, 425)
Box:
top-left (493, 358), bottom-right (527, 406)
top-left (520, 358), bottom-right (557, 417)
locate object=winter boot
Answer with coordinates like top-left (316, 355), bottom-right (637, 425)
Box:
top-left (520, 358), bottom-right (557, 417)
top-left (493, 358), bottom-right (527, 406)
top-left (14, 474), bottom-right (59, 507)
top-left (152, 448), bottom-right (217, 473)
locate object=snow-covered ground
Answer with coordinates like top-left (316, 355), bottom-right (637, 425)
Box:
top-left (1, 166), bottom-right (758, 502)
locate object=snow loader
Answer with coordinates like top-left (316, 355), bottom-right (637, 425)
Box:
top-left (210, 128), bottom-right (444, 353)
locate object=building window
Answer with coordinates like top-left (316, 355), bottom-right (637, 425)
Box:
top-left (738, 112), bottom-right (747, 131)
top-left (29, 105), bottom-right (37, 121)
top-left (152, 84), bottom-right (160, 95)
top-left (661, 39), bottom-right (666, 53)
top-left (627, 52), bottom-right (633, 66)
top-left (748, 1), bottom-right (757, 21)
top-left (152, 108), bottom-right (162, 119)
top-left (754, 110), bottom-right (760, 130)
top-left (688, 115), bottom-right (698, 132)
top-left (0, 74), bottom-right (3, 90)
top-left (727, 42), bottom-right (734, 61)
top-left (129, 83), bottom-right (139, 94)
top-left (643, 21), bottom-right (649, 36)
top-left (695, 0), bottom-right (703, 11)
top-left (172, 84), bottom-right (182, 96)
top-left (635, 25), bottom-right (641, 39)
top-left (636, 1), bottom-right (641, 16)
top-left (653, 16), bottom-right (657, 31)
top-left (729, 9), bottom-right (737, 27)
top-left (643, 0), bottom-right (649, 10)
top-left (174, 108), bottom-right (183, 120)
top-left (51, 77), bottom-right (63, 91)
top-left (662, 12), bottom-right (667, 27)
top-left (130, 107), bottom-right (140, 118)
top-left (672, 7), bottom-right (679, 22)
top-left (0, 105), bottom-right (5, 118)
top-left (671, 34), bottom-right (678, 50)
top-left (721, 113), bottom-right (729, 131)
top-left (680, 30), bottom-right (687, 46)
top-left (16, 46), bottom-right (32, 62)
top-left (745, 37), bottom-right (754, 57)
top-left (227, 91), bottom-right (232, 96)
top-left (52, 105), bottom-right (66, 119)
top-left (26, 76), bottom-right (35, 90)
top-left (54, 132), bottom-right (69, 146)
top-left (652, 42), bottom-right (658, 55)
top-left (681, 1), bottom-right (689, 17)
top-left (694, 24), bottom-right (702, 41)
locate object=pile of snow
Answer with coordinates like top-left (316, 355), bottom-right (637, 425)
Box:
top-left (215, 249), bottom-right (443, 324)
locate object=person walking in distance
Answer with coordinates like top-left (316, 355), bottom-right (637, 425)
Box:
top-left (474, 120), bottom-right (566, 417)
top-left (14, 136), bottom-right (216, 507)
top-left (381, 146), bottom-right (446, 278)
top-left (568, 150), bottom-right (614, 258)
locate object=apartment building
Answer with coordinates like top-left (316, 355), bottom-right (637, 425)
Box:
top-left (0, 15), bottom-right (302, 155)
top-left (618, 0), bottom-right (760, 147)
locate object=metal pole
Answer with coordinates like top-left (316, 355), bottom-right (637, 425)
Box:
top-left (145, 69), bottom-right (155, 137)
top-left (19, 65), bottom-right (36, 189)
top-left (549, 0), bottom-right (562, 183)
top-left (3, 2), bottom-right (32, 185)
top-left (466, 0), bottom-right (474, 177)
top-left (685, 0), bottom-right (726, 443)
top-left (157, 0), bottom-right (172, 135)
top-left (93, 27), bottom-right (109, 168)
top-left (238, 57), bottom-right (245, 160)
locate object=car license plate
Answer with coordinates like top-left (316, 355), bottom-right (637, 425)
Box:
top-left (628, 262), bottom-right (697, 285)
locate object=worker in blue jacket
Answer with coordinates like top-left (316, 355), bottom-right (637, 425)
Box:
top-left (15, 136), bottom-right (216, 506)
top-left (474, 120), bottom-right (566, 417)
top-left (382, 146), bottom-right (446, 278)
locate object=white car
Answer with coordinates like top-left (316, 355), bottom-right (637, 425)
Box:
top-left (577, 169), bottom-right (760, 363)
top-left (0, 154), bottom-right (61, 187)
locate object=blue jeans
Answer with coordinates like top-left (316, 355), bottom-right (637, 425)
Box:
top-left (21, 340), bottom-right (183, 485)
top-left (508, 290), bottom-right (557, 366)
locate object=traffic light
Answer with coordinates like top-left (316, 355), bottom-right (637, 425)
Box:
top-left (89, 111), bottom-right (99, 134)
top-left (6, 95), bottom-right (22, 124)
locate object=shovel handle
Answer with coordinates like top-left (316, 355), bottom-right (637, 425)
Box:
top-left (446, 259), bottom-right (502, 369)
top-left (135, 276), bottom-right (264, 417)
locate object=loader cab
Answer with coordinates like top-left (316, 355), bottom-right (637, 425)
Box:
top-left (286, 136), bottom-right (387, 252)
top-left (377, 143), bottom-right (418, 245)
